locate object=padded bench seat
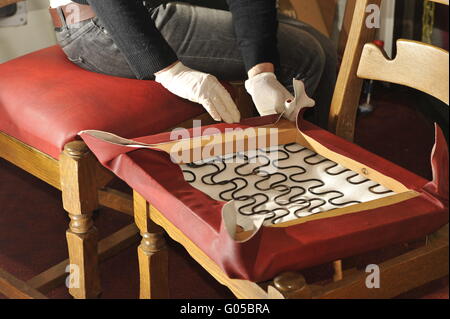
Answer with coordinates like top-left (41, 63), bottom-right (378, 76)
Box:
top-left (0, 46), bottom-right (205, 159)
top-left (80, 118), bottom-right (449, 282)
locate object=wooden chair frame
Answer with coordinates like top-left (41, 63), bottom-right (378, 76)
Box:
top-left (330, 0), bottom-right (449, 141)
top-left (0, 132), bottom-right (139, 299)
top-left (132, 0), bottom-right (449, 299)
top-left (0, 0), bottom-right (119, 300)
top-left (133, 192), bottom-right (448, 299)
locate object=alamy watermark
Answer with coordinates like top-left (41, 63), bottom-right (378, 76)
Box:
top-left (366, 4), bottom-right (381, 29)
top-left (365, 264), bottom-right (381, 289)
top-left (169, 120), bottom-right (279, 165)
top-left (65, 264), bottom-right (80, 289)
top-left (65, 3), bottom-right (81, 25)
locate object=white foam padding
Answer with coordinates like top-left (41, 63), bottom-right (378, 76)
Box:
top-left (181, 143), bottom-right (394, 230)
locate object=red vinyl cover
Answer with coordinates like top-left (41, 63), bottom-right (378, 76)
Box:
top-left (0, 46), bottom-right (207, 159)
top-left (80, 115), bottom-right (449, 282)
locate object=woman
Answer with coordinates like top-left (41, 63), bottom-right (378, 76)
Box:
top-left (49, 0), bottom-right (337, 126)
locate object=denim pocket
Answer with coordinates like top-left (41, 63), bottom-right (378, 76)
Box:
top-left (67, 56), bottom-right (103, 74)
top-left (56, 19), bottom-right (96, 48)
top-left (58, 17), bottom-right (135, 78)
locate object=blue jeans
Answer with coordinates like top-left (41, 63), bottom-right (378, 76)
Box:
top-left (56, 3), bottom-right (337, 127)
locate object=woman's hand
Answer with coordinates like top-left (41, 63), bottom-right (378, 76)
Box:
top-left (245, 71), bottom-right (294, 116)
top-left (246, 63), bottom-right (315, 122)
top-left (155, 61), bottom-right (241, 124)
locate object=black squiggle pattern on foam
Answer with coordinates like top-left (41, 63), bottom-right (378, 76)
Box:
top-left (181, 143), bottom-right (394, 225)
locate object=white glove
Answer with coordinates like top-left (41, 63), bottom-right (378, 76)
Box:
top-left (245, 72), bottom-right (293, 116)
top-left (155, 62), bottom-right (241, 124)
top-left (284, 79), bottom-right (316, 122)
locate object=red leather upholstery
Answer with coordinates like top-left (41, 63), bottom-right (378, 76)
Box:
top-left (0, 46), bottom-right (205, 159)
top-left (80, 118), bottom-right (449, 282)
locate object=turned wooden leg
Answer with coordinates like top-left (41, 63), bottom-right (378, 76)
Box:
top-left (60, 141), bottom-right (101, 299)
top-left (134, 191), bottom-right (169, 299)
top-left (272, 272), bottom-right (312, 299)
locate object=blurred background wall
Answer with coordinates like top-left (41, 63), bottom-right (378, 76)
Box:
top-left (0, 0), bottom-right (447, 63)
top-left (0, 0), bottom-right (56, 63)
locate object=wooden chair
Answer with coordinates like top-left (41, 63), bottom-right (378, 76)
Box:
top-left (0, 1), bottom-right (294, 299)
top-left (0, 56), bottom-right (254, 300)
top-left (0, 0), bottom-right (291, 300)
top-left (0, 86), bottom-right (191, 299)
top-left (329, 0), bottom-right (449, 141)
top-left (132, 0), bottom-right (449, 299)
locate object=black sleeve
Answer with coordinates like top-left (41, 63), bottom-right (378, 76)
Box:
top-left (226, 0), bottom-right (280, 72)
top-left (86, 0), bottom-right (178, 80)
